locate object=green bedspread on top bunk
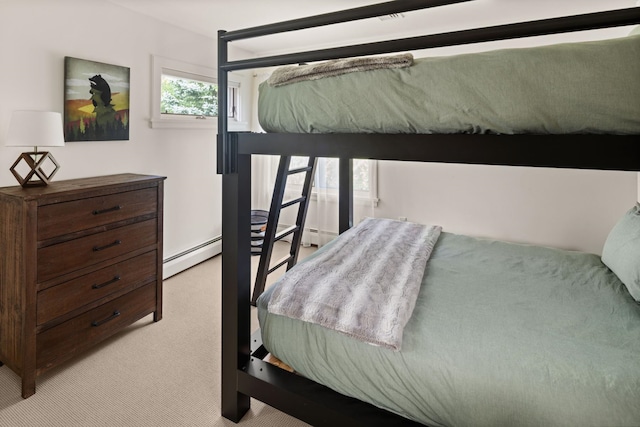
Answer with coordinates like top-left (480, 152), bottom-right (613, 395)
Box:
top-left (258, 34), bottom-right (640, 135)
top-left (257, 232), bottom-right (640, 427)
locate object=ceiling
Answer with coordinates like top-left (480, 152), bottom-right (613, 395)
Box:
top-left (107, 0), bottom-right (637, 55)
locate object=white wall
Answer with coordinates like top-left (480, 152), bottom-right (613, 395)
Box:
top-left (0, 0), bottom-right (251, 276)
top-left (376, 163), bottom-right (636, 254)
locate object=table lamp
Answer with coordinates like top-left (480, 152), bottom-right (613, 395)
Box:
top-left (5, 111), bottom-right (65, 187)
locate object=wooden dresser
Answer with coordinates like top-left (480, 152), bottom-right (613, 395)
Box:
top-left (0, 173), bottom-right (165, 398)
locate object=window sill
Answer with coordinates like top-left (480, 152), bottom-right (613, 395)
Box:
top-left (149, 118), bottom-right (249, 131)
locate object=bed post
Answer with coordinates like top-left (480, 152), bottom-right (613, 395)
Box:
top-left (221, 152), bottom-right (252, 422)
top-left (219, 30), bottom-right (252, 422)
top-left (338, 158), bottom-right (353, 233)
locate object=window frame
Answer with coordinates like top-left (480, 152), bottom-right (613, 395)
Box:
top-left (288, 157), bottom-right (379, 207)
top-left (151, 55), bottom-right (249, 130)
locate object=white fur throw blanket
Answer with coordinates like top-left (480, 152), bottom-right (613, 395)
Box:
top-left (267, 217), bottom-right (442, 351)
top-left (267, 53), bottom-right (414, 86)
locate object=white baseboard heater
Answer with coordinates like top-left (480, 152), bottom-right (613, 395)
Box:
top-left (163, 236), bottom-right (222, 279)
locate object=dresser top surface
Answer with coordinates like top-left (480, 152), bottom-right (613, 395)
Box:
top-left (0, 174), bottom-right (166, 201)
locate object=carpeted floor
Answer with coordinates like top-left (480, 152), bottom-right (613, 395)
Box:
top-left (0, 243), bottom-right (315, 427)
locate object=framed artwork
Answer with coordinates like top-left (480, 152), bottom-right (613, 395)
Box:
top-left (64, 57), bottom-right (130, 142)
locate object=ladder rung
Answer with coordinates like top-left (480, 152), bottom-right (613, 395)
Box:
top-left (268, 255), bottom-right (294, 274)
top-left (274, 225), bottom-right (298, 242)
top-left (281, 196), bottom-right (306, 209)
top-left (287, 166), bottom-right (313, 175)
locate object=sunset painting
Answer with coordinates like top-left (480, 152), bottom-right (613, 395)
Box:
top-left (64, 57), bottom-right (130, 142)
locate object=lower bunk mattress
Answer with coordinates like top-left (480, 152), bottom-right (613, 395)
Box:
top-left (258, 33), bottom-right (640, 135)
top-left (257, 232), bottom-right (640, 427)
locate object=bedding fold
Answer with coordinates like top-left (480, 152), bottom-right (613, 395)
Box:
top-left (266, 53), bottom-right (414, 87)
top-left (267, 217), bottom-right (441, 350)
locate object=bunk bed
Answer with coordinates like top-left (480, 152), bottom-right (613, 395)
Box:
top-left (217, 1), bottom-right (640, 426)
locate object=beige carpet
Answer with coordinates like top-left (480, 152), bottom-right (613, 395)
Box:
top-left (0, 243), bottom-right (315, 427)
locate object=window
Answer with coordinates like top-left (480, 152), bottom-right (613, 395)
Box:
top-left (288, 157), bottom-right (378, 205)
top-left (151, 56), bottom-right (248, 129)
top-left (160, 74), bottom-right (217, 118)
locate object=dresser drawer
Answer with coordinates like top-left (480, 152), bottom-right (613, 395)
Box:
top-left (38, 187), bottom-right (158, 241)
top-left (38, 219), bottom-right (158, 282)
top-left (37, 251), bottom-right (157, 326)
top-left (36, 282), bottom-right (157, 372)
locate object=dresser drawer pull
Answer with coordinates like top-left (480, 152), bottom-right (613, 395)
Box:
top-left (91, 310), bottom-right (121, 327)
top-left (92, 275), bottom-right (121, 290)
top-left (93, 205), bottom-right (122, 215)
top-left (93, 240), bottom-right (122, 252)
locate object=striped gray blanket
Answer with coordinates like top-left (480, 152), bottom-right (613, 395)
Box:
top-left (267, 217), bottom-right (442, 351)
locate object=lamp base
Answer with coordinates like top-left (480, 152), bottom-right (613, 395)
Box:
top-left (10, 151), bottom-right (60, 187)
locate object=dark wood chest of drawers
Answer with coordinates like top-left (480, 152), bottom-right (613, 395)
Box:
top-left (0, 173), bottom-right (165, 398)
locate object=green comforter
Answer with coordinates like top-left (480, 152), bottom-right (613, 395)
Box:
top-left (258, 232), bottom-right (640, 426)
top-left (258, 35), bottom-right (640, 135)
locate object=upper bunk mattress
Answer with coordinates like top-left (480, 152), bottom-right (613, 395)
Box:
top-left (258, 34), bottom-right (640, 135)
top-left (257, 232), bottom-right (640, 427)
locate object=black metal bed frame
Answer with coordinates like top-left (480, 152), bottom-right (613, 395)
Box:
top-left (217, 1), bottom-right (640, 425)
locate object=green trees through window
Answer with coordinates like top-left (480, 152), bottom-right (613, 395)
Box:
top-left (160, 75), bottom-right (217, 117)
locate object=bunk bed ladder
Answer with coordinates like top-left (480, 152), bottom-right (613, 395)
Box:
top-left (251, 155), bottom-right (317, 306)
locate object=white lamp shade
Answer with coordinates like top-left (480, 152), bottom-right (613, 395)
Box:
top-left (6, 111), bottom-right (65, 148)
